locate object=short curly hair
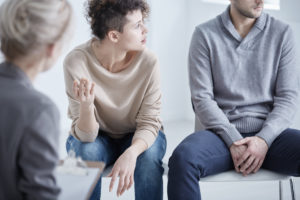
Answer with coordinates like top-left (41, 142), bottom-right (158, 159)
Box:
top-left (86, 0), bottom-right (149, 40)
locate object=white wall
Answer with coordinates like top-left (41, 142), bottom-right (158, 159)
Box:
top-left (149, 0), bottom-right (192, 122)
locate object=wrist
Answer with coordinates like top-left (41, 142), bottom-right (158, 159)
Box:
top-left (80, 103), bottom-right (94, 112)
top-left (230, 143), bottom-right (238, 149)
top-left (255, 136), bottom-right (268, 146)
top-left (127, 145), bottom-right (141, 158)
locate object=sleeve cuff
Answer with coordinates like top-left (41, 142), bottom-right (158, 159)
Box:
top-left (218, 125), bottom-right (243, 147)
top-left (133, 129), bottom-right (157, 149)
top-left (74, 124), bottom-right (99, 142)
top-left (256, 125), bottom-right (277, 147)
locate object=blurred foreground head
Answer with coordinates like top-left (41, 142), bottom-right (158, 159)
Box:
top-left (0, 0), bottom-right (73, 70)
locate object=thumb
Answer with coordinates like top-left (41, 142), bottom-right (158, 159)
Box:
top-left (90, 83), bottom-right (95, 95)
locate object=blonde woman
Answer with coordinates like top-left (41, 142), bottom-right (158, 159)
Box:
top-left (63, 0), bottom-right (166, 199)
top-left (0, 0), bottom-right (72, 199)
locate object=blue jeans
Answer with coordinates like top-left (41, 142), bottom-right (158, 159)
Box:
top-left (66, 130), bottom-right (166, 200)
top-left (167, 129), bottom-right (300, 200)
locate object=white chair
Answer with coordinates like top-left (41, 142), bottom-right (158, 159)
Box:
top-left (200, 169), bottom-right (296, 200)
top-left (102, 161), bottom-right (297, 200)
top-left (193, 113), bottom-right (297, 200)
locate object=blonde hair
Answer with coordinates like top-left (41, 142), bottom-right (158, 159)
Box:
top-left (0, 0), bottom-right (72, 60)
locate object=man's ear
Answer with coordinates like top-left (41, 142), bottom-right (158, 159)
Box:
top-left (107, 30), bottom-right (120, 43)
top-left (46, 43), bottom-right (55, 57)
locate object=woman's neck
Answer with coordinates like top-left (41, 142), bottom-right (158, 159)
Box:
top-left (10, 56), bottom-right (44, 81)
top-left (92, 38), bottom-right (135, 73)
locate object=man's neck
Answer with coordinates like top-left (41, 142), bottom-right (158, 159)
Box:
top-left (230, 6), bottom-right (256, 38)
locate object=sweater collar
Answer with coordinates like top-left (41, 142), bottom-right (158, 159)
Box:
top-left (221, 5), bottom-right (267, 42)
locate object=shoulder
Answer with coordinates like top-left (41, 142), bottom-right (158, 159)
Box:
top-left (128, 48), bottom-right (160, 82)
top-left (266, 14), bottom-right (292, 36)
top-left (63, 41), bottom-right (94, 82)
top-left (63, 41), bottom-right (91, 71)
top-left (8, 87), bottom-right (60, 129)
top-left (139, 48), bottom-right (158, 63)
top-left (194, 16), bottom-right (220, 36)
top-left (263, 14), bottom-right (295, 49)
top-left (136, 48), bottom-right (159, 74)
top-left (27, 90), bottom-right (59, 119)
top-left (139, 48), bottom-right (158, 66)
top-left (25, 92), bottom-right (60, 139)
top-left (190, 16), bottom-right (221, 47)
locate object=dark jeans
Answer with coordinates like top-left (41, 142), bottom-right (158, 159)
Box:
top-left (167, 129), bottom-right (300, 200)
top-left (66, 130), bottom-right (166, 200)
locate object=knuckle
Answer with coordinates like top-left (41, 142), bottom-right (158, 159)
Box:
top-left (247, 148), bottom-right (253, 154)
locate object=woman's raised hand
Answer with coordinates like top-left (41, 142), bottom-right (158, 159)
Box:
top-left (73, 78), bottom-right (95, 108)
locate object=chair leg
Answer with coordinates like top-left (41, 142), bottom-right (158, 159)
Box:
top-left (290, 178), bottom-right (295, 200)
top-left (279, 180), bottom-right (282, 200)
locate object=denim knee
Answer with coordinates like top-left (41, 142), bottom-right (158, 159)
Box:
top-left (134, 133), bottom-right (166, 200)
top-left (135, 131), bottom-right (166, 174)
top-left (66, 135), bottom-right (102, 161)
top-left (140, 131), bottom-right (166, 160)
top-left (169, 142), bottom-right (196, 171)
top-left (137, 149), bottom-right (162, 171)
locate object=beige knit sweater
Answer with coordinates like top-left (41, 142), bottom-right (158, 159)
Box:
top-left (63, 40), bottom-right (162, 148)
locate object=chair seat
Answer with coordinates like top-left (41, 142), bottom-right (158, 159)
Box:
top-left (103, 165), bottom-right (290, 182)
top-left (200, 169), bottom-right (291, 182)
top-left (102, 164), bottom-right (296, 199)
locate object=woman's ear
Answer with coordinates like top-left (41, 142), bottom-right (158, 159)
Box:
top-left (107, 30), bottom-right (120, 43)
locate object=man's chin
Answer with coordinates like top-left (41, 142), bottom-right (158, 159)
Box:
top-left (245, 11), bottom-right (262, 19)
top-left (252, 8), bottom-right (263, 18)
top-left (254, 12), bottom-right (262, 19)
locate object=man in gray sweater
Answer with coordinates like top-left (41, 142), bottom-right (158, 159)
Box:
top-left (168, 0), bottom-right (300, 199)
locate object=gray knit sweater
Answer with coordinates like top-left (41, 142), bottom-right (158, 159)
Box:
top-left (189, 6), bottom-right (299, 147)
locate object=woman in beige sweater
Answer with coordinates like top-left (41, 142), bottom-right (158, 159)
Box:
top-left (63, 0), bottom-right (166, 199)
